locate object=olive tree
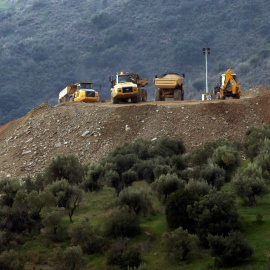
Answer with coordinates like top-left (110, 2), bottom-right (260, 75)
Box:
top-left (232, 163), bottom-right (269, 206)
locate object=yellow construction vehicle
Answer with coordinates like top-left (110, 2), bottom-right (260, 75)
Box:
top-left (153, 73), bottom-right (184, 101)
top-left (214, 69), bottom-right (241, 99)
top-left (58, 82), bottom-right (99, 103)
top-left (109, 72), bottom-right (148, 104)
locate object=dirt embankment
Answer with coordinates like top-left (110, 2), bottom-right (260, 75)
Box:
top-left (0, 86), bottom-right (270, 178)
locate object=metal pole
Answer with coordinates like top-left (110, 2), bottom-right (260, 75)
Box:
top-left (205, 52), bottom-right (208, 94)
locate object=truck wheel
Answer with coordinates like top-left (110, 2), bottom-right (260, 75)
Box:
top-left (233, 95), bottom-right (240, 99)
top-left (174, 90), bottom-right (182, 101)
top-left (155, 89), bottom-right (161, 101)
top-left (221, 95), bottom-right (226, 100)
top-left (112, 97), bottom-right (118, 104)
top-left (137, 89), bottom-right (142, 102)
top-left (181, 90), bottom-right (184, 101)
top-left (216, 92), bottom-right (220, 99)
top-left (64, 96), bottom-right (70, 102)
top-left (131, 96), bottom-right (138, 103)
top-left (143, 90), bottom-right (147, 102)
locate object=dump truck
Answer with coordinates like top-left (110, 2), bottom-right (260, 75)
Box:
top-left (153, 73), bottom-right (184, 101)
top-left (214, 69), bottom-right (241, 99)
top-left (58, 82), bottom-right (99, 103)
top-left (109, 72), bottom-right (148, 104)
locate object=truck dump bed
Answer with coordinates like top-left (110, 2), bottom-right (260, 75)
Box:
top-left (153, 74), bottom-right (183, 89)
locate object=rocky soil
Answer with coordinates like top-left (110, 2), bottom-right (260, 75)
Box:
top-left (1, 85), bottom-right (270, 179)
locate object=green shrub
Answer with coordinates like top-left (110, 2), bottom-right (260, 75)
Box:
top-left (107, 239), bottom-right (142, 270)
top-left (151, 137), bottom-right (186, 158)
top-left (52, 246), bottom-right (85, 270)
top-left (207, 231), bottom-right (253, 267)
top-left (243, 125), bottom-right (270, 161)
top-left (0, 249), bottom-right (23, 270)
top-left (190, 191), bottom-right (240, 246)
top-left (116, 188), bottom-right (153, 216)
top-left (232, 163), bottom-right (269, 206)
top-left (165, 189), bottom-right (198, 231)
top-left (187, 139), bottom-right (229, 167)
top-left (81, 162), bottom-right (103, 192)
top-left (105, 170), bottom-right (122, 195)
top-left (200, 163), bottom-right (226, 190)
top-left (0, 177), bottom-right (21, 207)
top-left (132, 160), bottom-right (155, 183)
top-left (162, 226), bottom-right (199, 261)
top-left (153, 165), bottom-right (171, 179)
top-left (121, 247), bottom-right (142, 270)
top-left (169, 155), bottom-right (187, 171)
top-left (122, 170), bottom-right (138, 187)
top-left (209, 145), bottom-right (240, 182)
top-left (153, 173), bottom-right (185, 204)
top-left (44, 155), bottom-right (85, 185)
top-left (41, 208), bottom-right (67, 242)
top-left (69, 219), bottom-right (106, 254)
top-left (107, 239), bottom-right (127, 266)
top-left (185, 179), bottom-right (212, 197)
top-left (105, 209), bottom-right (140, 238)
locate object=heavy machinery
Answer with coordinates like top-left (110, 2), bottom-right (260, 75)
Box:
top-left (153, 73), bottom-right (184, 101)
top-left (109, 72), bottom-right (148, 104)
top-left (58, 82), bottom-right (99, 103)
top-left (214, 69), bottom-right (241, 99)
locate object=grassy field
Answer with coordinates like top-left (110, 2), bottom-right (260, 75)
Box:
top-left (18, 178), bottom-right (270, 270)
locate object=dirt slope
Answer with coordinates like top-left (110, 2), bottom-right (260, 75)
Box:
top-left (1, 86), bottom-right (270, 178)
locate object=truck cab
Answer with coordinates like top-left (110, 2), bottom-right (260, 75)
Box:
top-left (110, 72), bottom-right (139, 103)
top-left (74, 82), bottom-right (99, 103)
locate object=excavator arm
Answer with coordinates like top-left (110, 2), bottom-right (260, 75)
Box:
top-left (220, 69), bottom-right (241, 99)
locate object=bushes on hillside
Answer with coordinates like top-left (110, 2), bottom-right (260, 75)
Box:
top-left (232, 163), bottom-right (269, 206)
top-left (153, 173), bottom-right (185, 204)
top-left (208, 231), bottom-right (253, 267)
top-left (165, 189), bottom-right (198, 231)
top-left (162, 227), bottom-right (199, 261)
top-left (190, 190), bottom-right (241, 245)
top-left (107, 239), bottom-right (142, 270)
top-left (105, 208), bottom-right (140, 238)
top-left (115, 188), bottom-right (153, 216)
top-left (209, 145), bottom-right (240, 182)
top-left (69, 219), bottom-right (106, 254)
top-left (44, 155), bottom-right (86, 185)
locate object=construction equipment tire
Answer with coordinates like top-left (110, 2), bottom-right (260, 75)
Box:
top-left (131, 96), bottom-right (138, 103)
top-left (112, 97), bottom-right (118, 104)
top-left (174, 90), bottom-right (182, 101)
top-left (137, 89), bottom-right (142, 102)
top-left (181, 90), bottom-right (184, 101)
top-left (143, 90), bottom-right (147, 102)
top-left (155, 89), bottom-right (161, 101)
top-left (221, 95), bottom-right (226, 100)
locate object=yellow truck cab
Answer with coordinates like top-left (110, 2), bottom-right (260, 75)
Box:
top-left (110, 72), bottom-right (148, 104)
top-left (73, 82), bottom-right (99, 103)
top-left (59, 82), bottom-right (99, 103)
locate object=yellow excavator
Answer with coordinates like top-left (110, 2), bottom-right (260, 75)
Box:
top-left (214, 69), bottom-right (241, 99)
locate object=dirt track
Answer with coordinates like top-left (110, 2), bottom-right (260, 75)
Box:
top-left (1, 85), bottom-right (270, 178)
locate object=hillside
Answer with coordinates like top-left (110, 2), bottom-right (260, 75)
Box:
top-left (0, 0), bottom-right (269, 125)
top-left (1, 85), bottom-right (270, 179)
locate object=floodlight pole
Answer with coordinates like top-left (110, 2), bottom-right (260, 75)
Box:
top-left (203, 48), bottom-right (210, 94)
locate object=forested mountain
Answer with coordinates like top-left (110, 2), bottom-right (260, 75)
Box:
top-left (0, 0), bottom-right (269, 125)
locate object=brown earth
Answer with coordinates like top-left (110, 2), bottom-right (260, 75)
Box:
top-left (1, 85), bottom-right (270, 179)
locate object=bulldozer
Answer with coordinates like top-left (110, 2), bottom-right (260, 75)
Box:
top-left (153, 73), bottom-right (184, 101)
top-left (214, 69), bottom-right (241, 100)
top-left (109, 72), bottom-right (148, 104)
top-left (59, 82), bottom-right (99, 103)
